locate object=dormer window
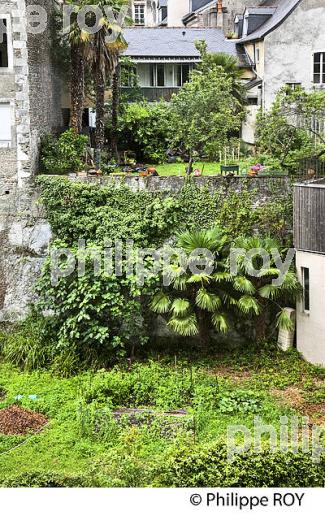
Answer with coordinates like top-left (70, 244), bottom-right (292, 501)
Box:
top-left (134, 2), bottom-right (146, 26)
top-left (313, 52), bottom-right (325, 84)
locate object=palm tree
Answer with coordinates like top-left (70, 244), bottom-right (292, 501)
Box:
top-left (89, 0), bottom-right (128, 167)
top-left (195, 41), bottom-right (246, 103)
top-left (150, 229), bottom-right (301, 347)
top-left (65, 1), bottom-right (92, 133)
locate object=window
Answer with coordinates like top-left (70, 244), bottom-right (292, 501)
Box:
top-left (0, 19), bottom-right (8, 67)
top-left (134, 3), bottom-right (145, 25)
top-left (302, 267), bottom-right (310, 312)
top-left (255, 48), bottom-right (260, 64)
top-left (313, 52), bottom-right (325, 84)
top-left (0, 103), bottom-right (11, 147)
top-left (247, 97), bottom-right (258, 106)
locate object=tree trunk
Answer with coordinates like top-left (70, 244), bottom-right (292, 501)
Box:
top-left (111, 62), bottom-right (121, 161)
top-left (197, 310), bottom-right (210, 350)
top-left (95, 45), bottom-right (105, 169)
top-left (70, 44), bottom-right (84, 133)
top-left (187, 154), bottom-right (194, 175)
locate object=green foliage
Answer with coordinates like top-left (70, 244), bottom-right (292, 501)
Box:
top-left (256, 86), bottom-right (325, 170)
top-left (115, 101), bottom-right (173, 163)
top-left (151, 230), bottom-right (300, 344)
top-left (164, 443), bottom-right (325, 487)
top-left (40, 129), bottom-right (88, 174)
top-left (170, 64), bottom-right (245, 164)
top-left (0, 317), bottom-right (56, 371)
top-left (1, 472), bottom-right (93, 488)
top-left (36, 244), bottom-right (155, 366)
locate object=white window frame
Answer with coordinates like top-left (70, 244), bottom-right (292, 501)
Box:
top-left (133, 2), bottom-right (146, 26)
top-left (0, 14), bottom-right (14, 71)
top-left (0, 102), bottom-right (13, 148)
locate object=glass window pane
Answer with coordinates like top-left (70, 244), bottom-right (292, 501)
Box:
top-left (314, 73), bottom-right (321, 83)
top-left (157, 64), bottom-right (164, 86)
top-left (182, 64), bottom-right (190, 85)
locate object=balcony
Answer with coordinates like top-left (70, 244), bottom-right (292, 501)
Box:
top-left (122, 86), bottom-right (180, 102)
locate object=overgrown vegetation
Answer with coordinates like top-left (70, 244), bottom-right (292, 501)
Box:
top-left (256, 86), bottom-right (325, 171)
top-left (0, 348), bottom-right (325, 487)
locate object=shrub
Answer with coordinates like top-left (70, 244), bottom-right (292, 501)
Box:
top-left (0, 471), bottom-right (96, 488)
top-left (116, 101), bottom-right (172, 163)
top-left (0, 317), bottom-right (55, 371)
top-left (40, 129), bottom-right (88, 174)
top-left (163, 442), bottom-right (325, 487)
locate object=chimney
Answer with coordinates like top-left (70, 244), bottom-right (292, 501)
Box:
top-left (217, 0), bottom-right (224, 29)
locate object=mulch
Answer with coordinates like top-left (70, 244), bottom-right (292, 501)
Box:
top-left (0, 405), bottom-right (48, 435)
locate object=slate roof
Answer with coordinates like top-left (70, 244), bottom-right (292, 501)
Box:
top-left (123, 27), bottom-right (246, 63)
top-left (240, 0), bottom-right (302, 42)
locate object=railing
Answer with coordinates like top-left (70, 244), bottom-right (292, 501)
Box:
top-left (294, 181), bottom-right (325, 253)
top-left (122, 86), bottom-right (180, 101)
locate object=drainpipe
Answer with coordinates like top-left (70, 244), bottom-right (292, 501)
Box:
top-left (217, 0), bottom-right (224, 29)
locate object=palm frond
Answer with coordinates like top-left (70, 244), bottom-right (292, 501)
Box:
top-left (171, 298), bottom-right (191, 317)
top-left (168, 314), bottom-right (198, 336)
top-left (233, 276), bottom-right (255, 295)
top-left (237, 295), bottom-right (261, 315)
top-left (196, 288), bottom-right (221, 311)
top-left (211, 313), bottom-right (229, 334)
top-left (150, 292), bottom-right (171, 314)
top-left (276, 308), bottom-right (295, 331)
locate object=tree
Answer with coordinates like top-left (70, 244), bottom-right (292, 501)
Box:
top-left (195, 40), bottom-right (246, 103)
top-left (170, 63), bottom-right (245, 174)
top-left (256, 86), bottom-right (325, 169)
top-left (150, 229), bottom-right (301, 347)
top-left (88, 0), bottom-right (128, 167)
top-left (65, 0), bottom-right (92, 133)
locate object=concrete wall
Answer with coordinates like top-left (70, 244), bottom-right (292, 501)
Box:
top-left (296, 250), bottom-right (325, 366)
top-left (264, 0), bottom-right (325, 109)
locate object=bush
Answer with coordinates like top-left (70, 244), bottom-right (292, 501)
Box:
top-left (163, 442), bottom-right (325, 487)
top-left (116, 101), bottom-right (172, 163)
top-left (0, 317), bottom-right (56, 371)
top-left (0, 471), bottom-right (95, 488)
top-left (40, 129), bottom-right (88, 174)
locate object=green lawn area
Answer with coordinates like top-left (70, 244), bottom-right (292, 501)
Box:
top-left (1, 345), bottom-right (325, 487)
top-left (114, 160), bottom-right (255, 177)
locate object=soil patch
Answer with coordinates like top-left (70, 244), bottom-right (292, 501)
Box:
top-left (0, 405), bottom-right (48, 435)
top-left (270, 387), bottom-right (305, 409)
top-left (209, 366), bottom-right (253, 383)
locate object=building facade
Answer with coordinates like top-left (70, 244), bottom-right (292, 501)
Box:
top-left (294, 180), bottom-right (325, 366)
top-left (0, 0), bottom-right (61, 320)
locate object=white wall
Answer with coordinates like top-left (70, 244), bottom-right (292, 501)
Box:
top-left (167, 0), bottom-right (190, 27)
top-left (264, 0), bottom-right (325, 109)
top-left (296, 250), bottom-right (325, 366)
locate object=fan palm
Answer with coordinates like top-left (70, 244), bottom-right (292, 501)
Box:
top-left (65, 0), bottom-right (92, 133)
top-left (151, 230), bottom-right (302, 347)
top-left (87, 0), bottom-right (128, 167)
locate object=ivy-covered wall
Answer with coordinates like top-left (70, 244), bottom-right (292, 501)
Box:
top-left (0, 175), bottom-right (296, 322)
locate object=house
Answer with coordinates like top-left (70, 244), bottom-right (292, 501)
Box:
top-left (122, 27), bottom-right (253, 101)
top-left (129, 1), bottom-right (260, 31)
top-left (238, 0), bottom-right (325, 141)
top-left (294, 180), bottom-right (325, 366)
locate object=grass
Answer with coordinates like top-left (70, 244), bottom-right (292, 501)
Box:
top-left (113, 159), bottom-right (255, 177)
top-left (1, 345), bottom-right (325, 486)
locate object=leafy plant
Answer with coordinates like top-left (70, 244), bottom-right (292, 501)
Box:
top-left (40, 129), bottom-right (88, 174)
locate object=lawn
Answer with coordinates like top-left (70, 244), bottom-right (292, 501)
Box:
top-left (1, 345), bottom-right (325, 487)
top-left (113, 159), bottom-right (255, 177)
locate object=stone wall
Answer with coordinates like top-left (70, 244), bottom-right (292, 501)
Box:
top-left (68, 173), bottom-right (295, 202)
top-left (0, 0), bottom-right (61, 321)
top-left (0, 173), bottom-right (296, 321)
